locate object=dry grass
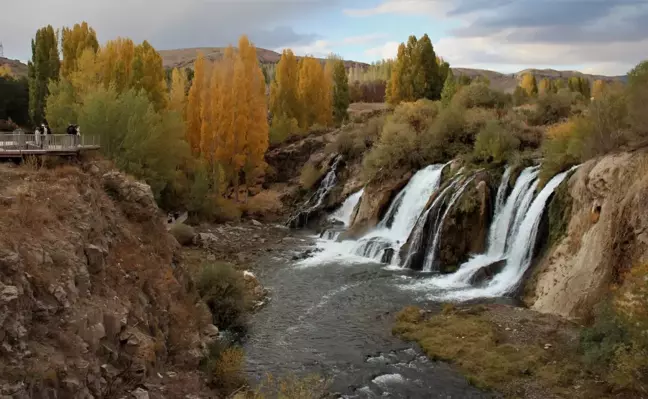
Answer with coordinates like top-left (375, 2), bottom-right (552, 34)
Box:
top-left (240, 373), bottom-right (331, 399)
top-left (394, 305), bottom-right (604, 398)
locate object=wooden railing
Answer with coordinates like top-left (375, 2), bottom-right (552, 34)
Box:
top-left (0, 133), bottom-right (100, 154)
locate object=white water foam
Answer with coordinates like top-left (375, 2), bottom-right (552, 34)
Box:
top-left (330, 189), bottom-right (365, 226)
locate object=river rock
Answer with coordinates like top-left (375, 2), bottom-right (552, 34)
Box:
top-left (381, 248), bottom-right (395, 264)
top-left (467, 260), bottom-right (507, 286)
top-left (344, 170), bottom-right (412, 240)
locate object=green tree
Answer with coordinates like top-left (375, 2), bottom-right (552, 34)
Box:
top-left (0, 75), bottom-right (29, 126)
top-left (417, 34), bottom-right (442, 100)
top-left (331, 58), bottom-right (350, 125)
top-left (440, 73), bottom-right (457, 107)
top-left (28, 25), bottom-right (60, 124)
top-left (627, 60), bottom-right (648, 137)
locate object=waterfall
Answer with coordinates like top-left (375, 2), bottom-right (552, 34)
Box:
top-left (330, 189), bottom-right (364, 227)
top-left (493, 166), bottom-right (512, 215)
top-left (287, 156), bottom-right (342, 228)
top-left (401, 177), bottom-right (462, 270)
top-left (423, 166), bottom-right (577, 300)
top-left (349, 164), bottom-right (447, 262)
top-left (428, 166), bottom-right (540, 287)
top-left (421, 176), bottom-right (475, 272)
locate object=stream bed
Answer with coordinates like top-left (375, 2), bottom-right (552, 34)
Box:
top-left (243, 234), bottom-right (491, 398)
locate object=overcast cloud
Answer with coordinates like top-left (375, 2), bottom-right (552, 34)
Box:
top-left (2, 0), bottom-right (647, 75)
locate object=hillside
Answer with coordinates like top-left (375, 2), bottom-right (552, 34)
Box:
top-left (452, 67), bottom-right (627, 93)
top-left (158, 47), bottom-right (370, 70)
top-left (0, 57), bottom-right (28, 78)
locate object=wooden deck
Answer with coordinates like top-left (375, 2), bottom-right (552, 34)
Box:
top-left (0, 133), bottom-right (100, 158)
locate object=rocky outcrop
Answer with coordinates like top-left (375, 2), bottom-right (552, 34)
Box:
top-left (525, 151), bottom-right (648, 319)
top-left (0, 163), bottom-right (215, 398)
top-left (436, 172), bottom-right (494, 272)
top-left (265, 135), bottom-right (328, 184)
top-left (343, 171), bottom-right (412, 239)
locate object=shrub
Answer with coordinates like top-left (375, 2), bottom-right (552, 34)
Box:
top-left (422, 104), bottom-right (470, 159)
top-left (452, 82), bottom-right (511, 110)
top-left (197, 262), bottom-right (248, 331)
top-left (579, 88), bottom-right (628, 158)
top-left (627, 60), bottom-right (648, 139)
top-left (538, 119), bottom-right (582, 186)
top-left (473, 120), bottom-right (520, 164)
top-left (169, 223), bottom-right (195, 246)
top-left (299, 162), bottom-right (324, 190)
top-left (202, 342), bottom-right (247, 396)
top-left (270, 115), bottom-right (301, 145)
top-left (213, 197), bottom-right (242, 223)
top-left (529, 91), bottom-right (573, 126)
top-left (245, 374), bottom-right (330, 399)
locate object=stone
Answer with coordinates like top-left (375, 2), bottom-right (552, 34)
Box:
top-left (467, 260), bottom-right (507, 286)
top-left (0, 284), bottom-right (19, 304)
top-left (203, 324), bottom-right (219, 338)
top-left (85, 244), bottom-right (107, 274)
top-left (131, 388), bottom-right (150, 399)
top-left (193, 233), bottom-right (218, 247)
top-left (0, 250), bottom-right (21, 273)
top-left (381, 248), bottom-right (395, 264)
top-left (251, 219), bottom-right (263, 227)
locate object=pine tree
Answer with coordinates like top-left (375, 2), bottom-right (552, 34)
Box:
top-left (520, 73), bottom-right (538, 96)
top-left (28, 25), bottom-right (60, 124)
top-left (186, 52), bottom-right (205, 156)
top-left (440, 73), bottom-right (457, 107)
top-left (61, 22), bottom-right (99, 78)
top-left (331, 58), bottom-right (350, 125)
top-left (168, 68), bottom-right (188, 117)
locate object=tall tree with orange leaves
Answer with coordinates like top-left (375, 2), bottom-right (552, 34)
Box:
top-left (186, 52), bottom-right (205, 157)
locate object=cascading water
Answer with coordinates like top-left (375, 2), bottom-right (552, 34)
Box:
top-left (321, 189), bottom-right (365, 240)
top-left (287, 156), bottom-right (343, 228)
top-left (412, 166), bottom-right (577, 300)
top-left (331, 189), bottom-right (364, 227)
top-left (421, 176), bottom-right (476, 272)
top-left (349, 164), bottom-right (447, 262)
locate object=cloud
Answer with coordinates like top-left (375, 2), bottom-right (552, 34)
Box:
top-left (364, 41), bottom-right (400, 60)
top-left (282, 33), bottom-right (388, 58)
top-left (0, 0), bottom-right (335, 60)
top-left (345, 0), bottom-right (648, 74)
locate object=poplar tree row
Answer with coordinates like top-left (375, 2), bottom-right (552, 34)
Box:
top-left (267, 50), bottom-right (349, 143)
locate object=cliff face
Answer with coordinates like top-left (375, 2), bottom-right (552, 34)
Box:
top-left (0, 162), bottom-right (215, 398)
top-left (526, 150), bottom-right (648, 319)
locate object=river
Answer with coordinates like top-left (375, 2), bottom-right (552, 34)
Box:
top-left (243, 233), bottom-right (491, 398)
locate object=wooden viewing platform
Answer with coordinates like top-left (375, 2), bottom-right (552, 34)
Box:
top-left (0, 133), bottom-right (100, 158)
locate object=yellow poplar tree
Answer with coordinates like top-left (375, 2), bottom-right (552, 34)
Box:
top-left (200, 62), bottom-right (214, 160)
top-left (269, 49), bottom-right (300, 122)
top-left (592, 79), bottom-right (607, 100)
top-left (96, 37), bottom-right (135, 93)
top-left (521, 73), bottom-right (538, 96)
top-left (168, 68), bottom-right (188, 117)
top-left (131, 40), bottom-right (168, 110)
top-left (215, 46), bottom-right (236, 182)
top-left (298, 56), bottom-right (331, 129)
top-left (61, 22), bottom-right (99, 78)
top-left (538, 78), bottom-right (552, 95)
top-left (186, 52), bottom-right (205, 156)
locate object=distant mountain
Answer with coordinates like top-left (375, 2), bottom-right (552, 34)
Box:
top-left (0, 57), bottom-right (28, 78)
top-left (158, 47), bottom-right (369, 70)
top-left (452, 67), bottom-right (627, 94)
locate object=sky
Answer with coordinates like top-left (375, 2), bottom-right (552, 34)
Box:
top-left (2, 0), bottom-right (647, 75)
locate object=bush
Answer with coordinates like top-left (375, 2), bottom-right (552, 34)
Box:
top-left (627, 60), bottom-right (648, 139)
top-left (538, 119), bottom-right (583, 186)
top-left (270, 114), bottom-right (301, 145)
top-left (202, 342), bottom-right (247, 396)
top-left (244, 374), bottom-right (330, 399)
top-left (452, 82), bottom-right (511, 110)
top-left (197, 262), bottom-right (248, 331)
top-left (169, 223), bottom-right (195, 246)
top-left (529, 91), bottom-right (573, 126)
top-left (473, 120), bottom-right (520, 164)
top-left (299, 162), bottom-right (324, 190)
top-left (213, 197), bottom-right (242, 223)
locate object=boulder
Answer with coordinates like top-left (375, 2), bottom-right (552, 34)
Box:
top-left (467, 260), bottom-right (507, 286)
top-left (131, 387), bottom-right (150, 399)
top-left (193, 233), bottom-right (218, 248)
top-left (0, 250), bottom-right (21, 273)
top-left (85, 244), bottom-right (107, 274)
top-left (102, 171), bottom-right (158, 222)
top-left (344, 171), bottom-right (412, 239)
top-left (381, 248), bottom-right (395, 264)
top-left (0, 284), bottom-right (19, 304)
